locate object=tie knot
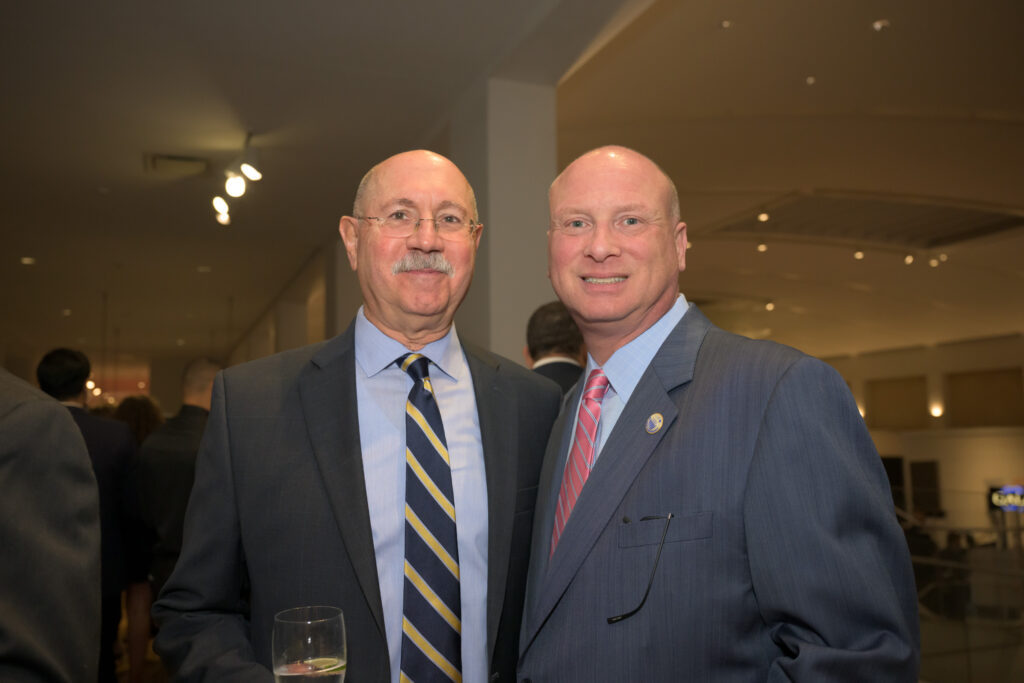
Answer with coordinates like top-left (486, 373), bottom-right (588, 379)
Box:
top-left (583, 368), bottom-right (610, 401)
top-left (397, 353), bottom-right (431, 381)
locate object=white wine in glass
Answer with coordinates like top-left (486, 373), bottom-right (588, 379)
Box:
top-left (272, 606), bottom-right (347, 682)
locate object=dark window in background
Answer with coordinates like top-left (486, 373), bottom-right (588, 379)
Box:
top-left (882, 456), bottom-right (907, 511)
top-left (910, 460), bottom-right (942, 516)
top-left (866, 375), bottom-right (929, 430)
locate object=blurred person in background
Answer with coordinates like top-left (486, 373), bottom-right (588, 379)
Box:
top-left (113, 394), bottom-right (165, 683)
top-left (524, 300), bottom-right (585, 395)
top-left (37, 348), bottom-right (140, 683)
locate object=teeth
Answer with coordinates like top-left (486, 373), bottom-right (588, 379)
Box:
top-left (584, 277), bottom-right (625, 284)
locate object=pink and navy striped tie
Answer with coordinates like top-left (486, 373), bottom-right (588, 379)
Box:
top-left (551, 368), bottom-right (610, 555)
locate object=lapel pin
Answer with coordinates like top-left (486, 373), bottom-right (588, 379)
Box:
top-left (645, 412), bottom-right (664, 434)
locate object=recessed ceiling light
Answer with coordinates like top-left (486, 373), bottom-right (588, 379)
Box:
top-left (137, 381), bottom-right (146, 389)
top-left (904, 254), bottom-right (914, 265)
top-left (86, 380), bottom-right (96, 390)
top-left (216, 212), bottom-right (231, 226)
top-left (757, 212), bottom-right (770, 222)
top-left (720, 19), bottom-right (732, 29)
top-left (61, 308), bottom-right (72, 317)
top-left (197, 265), bottom-right (212, 273)
top-left (212, 196), bottom-right (229, 214)
top-left (765, 302), bottom-right (775, 311)
top-left (854, 250), bottom-right (865, 260)
top-left (939, 253), bottom-right (948, 262)
top-left (20, 256), bottom-right (35, 265)
top-left (872, 19), bottom-right (891, 32)
top-left (176, 338), bottom-right (186, 346)
top-left (805, 76), bottom-right (816, 86)
top-left (929, 258), bottom-right (939, 267)
top-left (756, 243), bottom-right (768, 253)
top-left (92, 387), bottom-right (102, 396)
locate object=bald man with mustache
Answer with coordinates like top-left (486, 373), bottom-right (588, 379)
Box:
top-left (154, 150), bottom-right (561, 683)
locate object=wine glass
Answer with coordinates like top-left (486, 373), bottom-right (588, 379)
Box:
top-left (272, 605), bottom-right (347, 682)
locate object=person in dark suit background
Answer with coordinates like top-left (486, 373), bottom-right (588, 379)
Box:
top-left (518, 146), bottom-right (919, 681)
top-left (524, 300), bottom-right (584, 395)
top-left (0, 368), bottom-right (101, 683)
top-left (136, 357), bottom-right (221, 600)
top-left (36, 348), bottom-right (140, 683)
top-left (153, 150), bottom-right (561, 682)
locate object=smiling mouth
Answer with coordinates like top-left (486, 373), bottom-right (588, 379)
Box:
top-left (583, 276), bottom-right (626, 284)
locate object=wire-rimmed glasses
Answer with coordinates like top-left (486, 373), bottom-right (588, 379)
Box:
top-left (607, 513), bottom-right (674, 624)
top-left (356, 212), bottom-right (480, 240)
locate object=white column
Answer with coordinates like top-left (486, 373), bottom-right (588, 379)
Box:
top-left (450, 77), bottom-right (558, 363)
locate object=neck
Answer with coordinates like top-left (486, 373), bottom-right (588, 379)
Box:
top-left (364, 310), bottom-right (452, 351)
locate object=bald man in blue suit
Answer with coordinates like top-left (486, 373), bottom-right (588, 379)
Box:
top-left (518, 147), bottom-right (919, 681)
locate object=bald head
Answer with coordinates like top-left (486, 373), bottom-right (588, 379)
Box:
top-left (182, 358), bottom-right (222, 410)
top-left (551, 146), bottom-right (680, 225)
top-left (546, 145), bottom-right (688, 363)
top-left (354, 150), bottom-right (479, 223)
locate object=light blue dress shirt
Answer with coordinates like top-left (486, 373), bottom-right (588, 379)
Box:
top-left (580, 294), bottom-right (690, 460)
top-left (353, 308), bottom-right (488, 683)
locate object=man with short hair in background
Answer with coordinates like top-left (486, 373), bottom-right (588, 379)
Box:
top-left (154, 150), bottom-right (561, 682)
top-left (519, 146), bottom-right (920, 681)
top-left (524, 300), bottom-right (584, 396)
top-left (135, 357), bottom-right (222, 598)
top-left (36, 348), bottom-right (139, 683)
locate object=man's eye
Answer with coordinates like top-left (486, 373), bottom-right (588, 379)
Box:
top-left (388, 210), bottom-right (410, 221)
top-left (569, 220), bottom-right (586, 228)
top-left (622, 217), bottom-right (641, 226)
top-left (439, 214), bottom-right (463, 224)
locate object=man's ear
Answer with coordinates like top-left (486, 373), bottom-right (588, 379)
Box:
top-left (523, 345), bottom-right (534, 368)
top-left (339, 216), bottom-right (359, 270)
top-left (675, 222), bottom-right (688, 272)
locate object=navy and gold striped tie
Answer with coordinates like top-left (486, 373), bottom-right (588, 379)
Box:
top-left (397, 353), bottom-right (462, 683)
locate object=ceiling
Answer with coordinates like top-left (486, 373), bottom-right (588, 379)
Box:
top-left (2, 0), bottom-right (1023, 379)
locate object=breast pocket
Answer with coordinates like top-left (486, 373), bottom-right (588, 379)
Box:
top-left (617, 511), bottom-right (713, 547)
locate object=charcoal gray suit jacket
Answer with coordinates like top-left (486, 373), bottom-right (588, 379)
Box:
top-left (153, 322), bottom-right (560, 682)
top-left (519, 306), bottom-right (920, 682)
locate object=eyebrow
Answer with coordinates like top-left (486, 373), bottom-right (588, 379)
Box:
top-left (383, 198), bottom-right (468, 215)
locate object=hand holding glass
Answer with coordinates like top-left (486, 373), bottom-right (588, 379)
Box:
top-left (272, 606), bottom-right (347, 682)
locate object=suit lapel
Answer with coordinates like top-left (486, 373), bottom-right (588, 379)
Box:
top-left (298, 323), bottom-right (386, 641)
top-left (523, 306), bottom-right (713, 646)
top-left (464, 347), bottom-right (516, 662)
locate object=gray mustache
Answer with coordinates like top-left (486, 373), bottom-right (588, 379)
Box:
top-left (392, 252), bottom-right (454, 276)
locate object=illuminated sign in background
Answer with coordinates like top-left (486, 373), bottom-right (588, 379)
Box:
top-left (990, 485), bottom-right (1024, 512)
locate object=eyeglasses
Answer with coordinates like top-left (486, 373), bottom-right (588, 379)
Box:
top-left (607, 512), bottom-right (673, 624)
top-left (356, 212), bottom-right (480, 240)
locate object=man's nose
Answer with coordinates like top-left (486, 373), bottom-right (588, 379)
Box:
top-left (583, 222), bottom-right (620, 260)
top-left (406, 218), bottom-right (444, 249)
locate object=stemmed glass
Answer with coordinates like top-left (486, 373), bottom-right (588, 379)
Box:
top-left (272, 606), bottom-right (347, 681)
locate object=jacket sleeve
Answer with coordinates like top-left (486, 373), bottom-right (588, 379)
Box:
top-left (744, 356), bottom-right (920, 682)
top-left (0, 393), bottom-right (101, 683)
top-left (151, 372), bottom-right (274, 682)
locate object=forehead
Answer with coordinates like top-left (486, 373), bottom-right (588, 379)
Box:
top-left (368, 157), bottom-right (472, 209)
top-left (551, 156), bottom-right (668, 216)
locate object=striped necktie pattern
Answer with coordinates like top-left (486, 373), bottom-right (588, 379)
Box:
top-left (397, 353), bottom-right (462, 683)
top-left (551, 368), bottom-right (610, 555)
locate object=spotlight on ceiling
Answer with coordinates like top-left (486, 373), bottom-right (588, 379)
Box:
top-left (757, 212), bottom-right (770, 222)
top-left (904, 254), bottom-right (914, 265)
top-left (225, 173), bottom-right (246, 198)
top-left (216, 212), bottom-right (231, 226)
top-left (212, 196), bottom-right (229, 214)
top-left (854, 250), bottom-right (865, 260)
top-left (756, 243), bottom-right (768, 253)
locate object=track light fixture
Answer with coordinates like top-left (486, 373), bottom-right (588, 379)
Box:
top-left (211, 132), bottom-right (263, 224)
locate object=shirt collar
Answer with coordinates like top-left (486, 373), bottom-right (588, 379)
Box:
top-left (354, 306), bottom-right (461, 381)
top-left (586, 294), bottom-right (689, 404)
top-left (532, 355), bottom-right (582, 369)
